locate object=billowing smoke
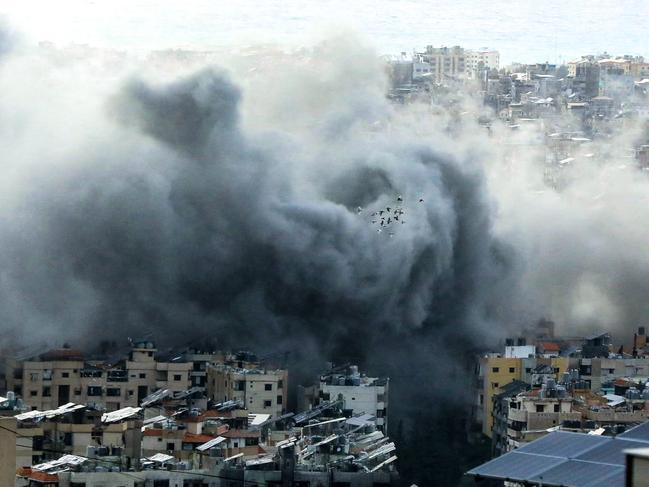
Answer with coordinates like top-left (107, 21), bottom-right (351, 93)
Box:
top-left (3, 21), bottom-right (649, 486)
top-left (0, 33), bottom-right (503, 368)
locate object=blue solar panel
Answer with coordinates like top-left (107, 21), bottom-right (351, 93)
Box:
top-left (618, 421), bottom-right (649, 442)
top-left (517, 431), bottom-right (610, 457)
top-left (590, 468), bottom-right (625, 487)
top-left (576, 438), bottom-right (642, 466)
top-left (529, 460), bottom-right (624, 487)
top-left (467, 451), bottom-right (566, 481)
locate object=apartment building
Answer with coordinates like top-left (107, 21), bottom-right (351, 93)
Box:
top-left (19, 341), bottom-right (191, 411)
top-left (466, 48), bottom-right (500, 77)
top-left (206, 364), bottom-right (288, 418)
top-left (414, 45), bottom-right (466, 82)
top-left (478, 353), bottom-right (571, 438)
top-left (299, 365), bottom-right (389, 432)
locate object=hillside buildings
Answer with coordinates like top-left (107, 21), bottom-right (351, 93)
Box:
top-left (0, 342), bottom-right (396, 485)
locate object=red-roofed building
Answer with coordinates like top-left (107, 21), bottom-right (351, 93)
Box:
top-left (16, 467), bottom-right (59, 485)
top-left (538, 342), bottom-right (561, 357)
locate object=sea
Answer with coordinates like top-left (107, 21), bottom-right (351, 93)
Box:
top-left (5, 0), bottom-right (649, 64)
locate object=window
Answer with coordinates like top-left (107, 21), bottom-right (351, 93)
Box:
top-left (525, 368), bottom-right (532, 373)
top-left (42, 386), bottom-right (51, 397)
top-left (87, 386), bottom-right (102, 396)
top-left (554, 404), bottom-right (560, 412)
top-left (30, 390), bottom-right (38, 396)
top-left (106, 388), bottom-right (121, 397)
top-left (74, 388), bottom-right (81, 395)
top-left (276, 395), bottom-right (283, 405)
top-left (264, 400), bottom-right (272, 408)
top-left (278, 380), bottom-right (283, 389)
top-left (167, 442), bottom-right (175, 451)
top-left (492, 367), bottom-right (499, 373)
top-left (264, 384), bottom-right (273, 391)
top-left (536, 404), bottom-right (545, 413)
top-left (62, 372), bottom-right (69, 378)
top-left (128, 390), bottom-right (133, 396)
top-left (139, 373), bottom-right (146, 379)
top-left (492, 383), bottom-right (499, 388)
top-left (479, 394), bottom-right (484, 405)
top-left (509, 368), bottom-right (515, 373)
top-left (173, 374), bottom-right (182, 381)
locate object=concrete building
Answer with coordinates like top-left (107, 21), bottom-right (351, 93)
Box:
top-left (414, 45), bottom-right (466, 82)
top-left (299, 365), bottom-right (389, 432)
top-left (505, 382), bottom-right (580, 451)
top-left (19, 341), bottom-right (192, 412)
top-left (207, 364), bottom-right (288, 418)
top-left (0, 416), bottom-right (16, 487)
top-left (466, 48), bottom-right (500, 77)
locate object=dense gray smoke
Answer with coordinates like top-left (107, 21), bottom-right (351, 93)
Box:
top-left (0, 34), bottom-right (504, 367)
top-left (1, 25), bottom-right (649, 373)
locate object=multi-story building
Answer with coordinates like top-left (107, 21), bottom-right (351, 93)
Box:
top-left (19, 341), bottom-right (192, 411)
top-left (505, 382), bottom-right (580, 451)
top-left (206, 364), bottom-right (288, 418)
top-left (599, 62), bottom-right (635, 100)
top-left (414, 45), bottom-right (466, 82)
top-left (478, 352), bottom-right (572, 438)
top-left (298, 365), bottom-right (389, 432)
top-left (466, 48), bottom-right (500, 77)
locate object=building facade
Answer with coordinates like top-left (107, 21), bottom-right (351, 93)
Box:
top-left (206, 364), bottom-right (288, 418)
top-left (19, 342), bottom-right (192, 411)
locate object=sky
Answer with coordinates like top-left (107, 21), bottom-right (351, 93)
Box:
top-left (4, 0), bottom-right (649, 64)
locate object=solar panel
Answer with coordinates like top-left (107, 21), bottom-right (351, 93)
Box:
top-left (590, 468), bottom-right (625, 487)
top-left (576, 438), bottom-right (642, 466)
top-left (529, 459), bottom-right (624, 487)
top-left (467, 451), bottom-right (566, 481)
top-left (618, 421), bottom-right (649, 442)
top-left (517, 431), bottom-right (609, 457)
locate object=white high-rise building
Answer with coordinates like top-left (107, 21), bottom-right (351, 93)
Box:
top-left (466, 49), bottom-right (500, 77)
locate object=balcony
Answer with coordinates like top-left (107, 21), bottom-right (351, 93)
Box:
top-left (508, 408), bottom-right (527, 422)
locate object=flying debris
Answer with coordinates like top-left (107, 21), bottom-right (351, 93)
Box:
top-left (419, 198), bottom-right (424, 203)
top-left (362, 192), bottom-right (413, 235)
top-left (356, 206), bottom-right (363, 214)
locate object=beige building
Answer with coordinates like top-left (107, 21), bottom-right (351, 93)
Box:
top-left (0, 417), bottom-right (17, 487)
top-left (478, 354), bottom-right (570, 438)
top-left (505, 388), bottom-right (580, 450)
top-left (207, 364), bottom-right (288, 418)
top-left (466, 49), bottom-right (500, 76)
top-left (414, 45), bottom-right (466, 82)
top-left (20, 342), bottom-right (192, 411)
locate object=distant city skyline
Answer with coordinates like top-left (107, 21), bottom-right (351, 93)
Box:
top-left (4, 0), bottom-right (649, 65)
